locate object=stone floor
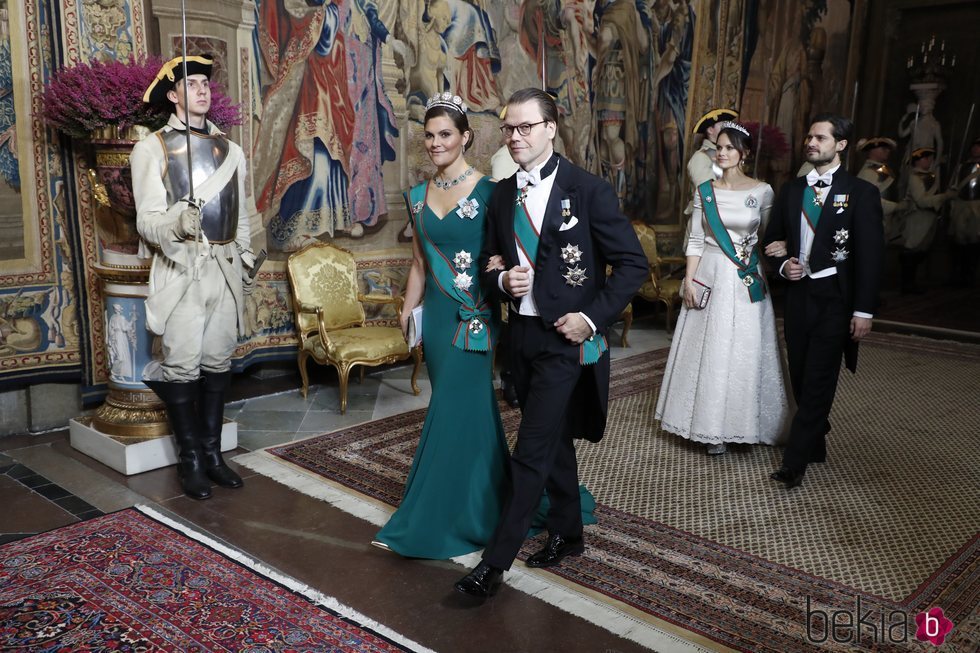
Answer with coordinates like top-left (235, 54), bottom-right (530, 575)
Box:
top-left (1, 316), bottom-right (679, 653)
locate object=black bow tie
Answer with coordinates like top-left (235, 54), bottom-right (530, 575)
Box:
top-left (813, 179), bottom-right (830, 188)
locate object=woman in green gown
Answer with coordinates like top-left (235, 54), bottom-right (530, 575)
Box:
top-left (374, 95), bottom-right (594, 559)
top-left (372, 95), bottom-right (508, 558)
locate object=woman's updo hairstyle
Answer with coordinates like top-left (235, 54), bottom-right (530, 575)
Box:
top-left (424, 92), bottom-right (474, 152)
top-left (717, 121), bottom-right (752, 163)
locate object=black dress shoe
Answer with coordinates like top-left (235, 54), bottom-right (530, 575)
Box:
top-left (525, 533), bottom-right (585, 568)
top-left (769, 467), bottom-right (805, 489)
top-left (454, 562), bottom-right (503, 598)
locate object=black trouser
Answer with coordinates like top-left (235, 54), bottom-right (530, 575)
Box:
top-left (483, 314), bottom-right (584, 570)
top-left (781, 276), bottom-right (850, 472)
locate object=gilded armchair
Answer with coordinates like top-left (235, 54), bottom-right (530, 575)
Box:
top-left (286, 242), bottom-right (421, 414)
top-left (632, 223), bottom-right (684, 333)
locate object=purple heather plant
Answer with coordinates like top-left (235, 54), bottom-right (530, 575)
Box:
top-left (206, 87), bottom-right (245, 132)
top-left (43, 55), bottom-right (244, 139)
top-left (741, 122), bottom-right (791, 161)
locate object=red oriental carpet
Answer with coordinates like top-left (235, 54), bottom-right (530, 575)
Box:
top-left (243, 342), bottom-right (979, 653)
top-left (0, 508), bottom-right (428, 652)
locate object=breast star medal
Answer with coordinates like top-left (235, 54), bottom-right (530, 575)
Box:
top-left (735, 235), bottom-right (752, 262)
top-left (831, 247), bottom-right (849, 263)
top-left (453, 271), bottom-right (473, 291)
top-left (834, 228), bottom-right (849, 244)
top-left (563, 265), bottom-right (588, 287)
top-left (453, 250), bottom-right (472, 270)
top-left (560, 243), bottom-right (582, 265)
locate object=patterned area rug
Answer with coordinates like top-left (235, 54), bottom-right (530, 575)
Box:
top-left (251, 339), bottom-right (979, 652)
top-left (0, 508), bottom-right (430, 652)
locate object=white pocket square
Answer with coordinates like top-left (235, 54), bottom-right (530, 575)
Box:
top-left (559, 216), bottom-right (579, 231)
top-left (836, 207), bottom-right (844, 214)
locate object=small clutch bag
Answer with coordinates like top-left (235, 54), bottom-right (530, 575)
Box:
top-left (406, 305), bottom-right (423, 348)
top-left (691, 279), bottom-right (711, 310)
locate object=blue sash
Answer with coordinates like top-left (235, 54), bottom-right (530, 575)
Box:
top-left (697, 181), bottom-right (766, 303)
top-left (408, 182), bottom-right (493, 352)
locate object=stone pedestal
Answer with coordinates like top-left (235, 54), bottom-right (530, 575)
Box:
top-left (90, 262), bottom-right (171, 438)
top-left (69, 416), bottom-right (237, 476)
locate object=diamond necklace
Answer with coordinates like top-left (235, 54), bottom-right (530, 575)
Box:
top-left (433, 166), bottom-right (474, 190)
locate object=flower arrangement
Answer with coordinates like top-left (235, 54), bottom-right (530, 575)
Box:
top-left (42, 55), bottom-right (244, 139)
top-left (741, 122), bottom-right (791, 162)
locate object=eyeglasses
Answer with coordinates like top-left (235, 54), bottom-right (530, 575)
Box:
top-left (499, 121), bottom-right (548, 137)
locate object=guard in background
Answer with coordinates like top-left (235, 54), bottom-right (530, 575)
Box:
top-left (856, 137), bottom-right (905, 243)
top-left (900, 147), bottom-right (955, 294)
top-left (131, 55), bottom-right (254, 499)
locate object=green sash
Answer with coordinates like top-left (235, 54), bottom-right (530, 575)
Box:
top-left (802, 185), bottom-right (822, 231)
top-left (580, 333), bottom-right (608, 366)
top-left (408, 182), bottom-right (493, 352)
top-left (513, 187), bottom-right (606, 365)
top-left (697, 181), bottom-right (766, 303)
top-left (513, 195), bottom-right (539, 269)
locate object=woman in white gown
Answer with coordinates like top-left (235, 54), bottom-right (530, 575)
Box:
top-left (655, 122), bottom-right (790, 455)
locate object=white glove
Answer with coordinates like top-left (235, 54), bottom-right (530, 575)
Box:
top-left (242, 266), bottom-right (255, 296)
top-left (177, 205), bottom-right (200, 239)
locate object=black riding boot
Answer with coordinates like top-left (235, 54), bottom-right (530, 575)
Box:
top-left (199, 370), bottom-right (243, 488)
top-left (144, 379), bottom-right (211, 500)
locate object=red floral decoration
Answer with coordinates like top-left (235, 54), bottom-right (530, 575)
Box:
top-left (741, 121), bottom-right (791, 161)
top-left (42, 56), bottom-right (244, 139)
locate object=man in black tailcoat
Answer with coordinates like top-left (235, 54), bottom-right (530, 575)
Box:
top-left (763, 113), bottom-right (884, 489)
top-left (454, 88), bottom-right (647, 598)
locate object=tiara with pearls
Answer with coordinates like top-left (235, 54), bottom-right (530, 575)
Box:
top-left (718, 121), bottom-right (750, 137)
top-left (425, 92), bottom-right (468, 115)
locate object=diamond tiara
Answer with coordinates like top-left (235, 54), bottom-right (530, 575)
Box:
top-left (718, 121), bottom-right (750, 137)
top-left (425, 92), bottom-right (468, 115)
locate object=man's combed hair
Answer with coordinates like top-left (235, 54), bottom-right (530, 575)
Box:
top-left (506, 88), bottom-right (558, 124)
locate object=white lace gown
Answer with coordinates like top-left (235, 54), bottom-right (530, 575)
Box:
top-left (655, 182), bottom-right (790, 445)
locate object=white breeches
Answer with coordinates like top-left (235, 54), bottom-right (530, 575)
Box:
top-left (160, 256), bottom-right (238, 381)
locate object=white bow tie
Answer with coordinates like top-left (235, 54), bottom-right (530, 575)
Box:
top-left (807, 172), bottom-right (833, 188)
top-left (516, 168), bottom-right (541, 189)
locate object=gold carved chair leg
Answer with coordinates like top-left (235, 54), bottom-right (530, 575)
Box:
top-left (337, 361), bottom-right (353, 415)
top-left (620, 303), bottom-right (633, 348)
top-left (298, 350), bottom-right (312, 399)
